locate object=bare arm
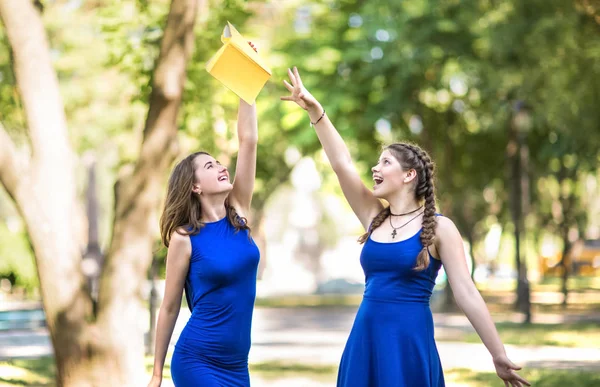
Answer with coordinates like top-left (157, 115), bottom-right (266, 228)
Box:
top-left (149, 232), bottom-right (191, 383)
top-left (436, 217), bottom-right (530, 387)
top-left (229, 99), bottom-right (258, 216)
top-left (281, 67), bottom-right (383, 229)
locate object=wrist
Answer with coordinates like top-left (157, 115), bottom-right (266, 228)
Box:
top-left (307, 106), bottom-right (325, 126)
top-left (306, 104), bottom-right (324, 120)
top-left (491, 350), bottom-right (507, 361)
top-left (239, 98), bottom-right (256, 108)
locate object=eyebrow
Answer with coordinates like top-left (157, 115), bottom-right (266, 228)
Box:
top-left (204, 161), bottom-right (213, 168)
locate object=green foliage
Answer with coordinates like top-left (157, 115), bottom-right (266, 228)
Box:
top-left (1, 0), bottom-right (600, 293)
top-left (261, 0), bottom-right (600, 261)
top-left (0, 190), bottom-right (37, 294)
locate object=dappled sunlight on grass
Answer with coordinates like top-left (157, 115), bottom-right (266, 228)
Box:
top-left (255, 294), bottom-right (362, 308)
top-left (0, 358), bottom-right (54, 386)
top-left (2, 357), bottom-right (600, 386)
top-left (446, 367), bottom-right (600, 386)
top-left (464, 321), bottom-right (600, 347)
top-left (249, 361), bottom-right (336, 382)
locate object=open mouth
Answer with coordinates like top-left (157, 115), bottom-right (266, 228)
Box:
top-left (373, 176), bottom-right (383, 186)
top-left (218, 175), bottom-right (228, 182)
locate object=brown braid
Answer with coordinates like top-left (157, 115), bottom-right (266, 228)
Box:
top-left (358, 143), bottom-right (437, 271)
top-left (357, 207), bottom-right (391, 244)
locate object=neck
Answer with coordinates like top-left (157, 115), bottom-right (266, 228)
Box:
top-left (386, 193), bottom-right (421, 216)
top-left (199, 193), bottom-right (228, 222)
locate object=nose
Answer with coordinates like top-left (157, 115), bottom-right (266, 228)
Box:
top-left (371, 164), bottom-right (379, 173)
top-left (219, 165), bottom-right (227, 173)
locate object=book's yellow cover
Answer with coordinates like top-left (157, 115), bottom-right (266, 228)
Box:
top-left (206, 22), bottom-right (272, 104)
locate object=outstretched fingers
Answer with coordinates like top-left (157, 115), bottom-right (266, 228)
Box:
top-left (283, 80), bottom-right (294, 93)
top-left (510, 371), bottom-right (530, 386)
top-left (287, 68), bottom-right (297, 87)
top-left (292, 66), bottom-right (304, 87)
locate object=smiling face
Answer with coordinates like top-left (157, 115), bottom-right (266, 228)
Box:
top-left (371, 149), bottom-right (417, 199)
top-left (191, 153), bottom-right (232, 196)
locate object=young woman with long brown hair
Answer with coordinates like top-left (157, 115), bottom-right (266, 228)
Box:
top-left (281, 67), bottom-right (530, 387)
top-left (147, 92), bottom-right (260, 386)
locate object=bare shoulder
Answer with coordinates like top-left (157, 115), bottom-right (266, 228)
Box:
top-left (434, 216), bottom-right (462, 245)
top-left (436, 216), bottom-right (457, 233)
top-left (170, 229), bottom-right (192, 256)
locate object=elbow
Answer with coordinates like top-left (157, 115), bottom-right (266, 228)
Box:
top-left (453, 286), bottom-right (482, 312)
top-left (238, 133), bottom-right (258, 146)
top-left (161, 301), bottom-right (182, 316)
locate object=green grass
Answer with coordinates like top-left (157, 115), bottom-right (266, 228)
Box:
top-left (473, 276), bottom-right (600, 293)
top-left (463, 321), bottom-right (600, 348)
top-left (255, 294), bottom-right (362, 308)
top-left (2, 358), bottom-right (600, 386)
top-left (535, 276), bottom-right (600, 291)
top-left (0, 357), bottom-right (337, 386)
top-left (0, 358), bottom-right (54, 386)
top-left (446, 368), bottom-right (600, 386)
top-left (250, 361), bottom-right (337, 381)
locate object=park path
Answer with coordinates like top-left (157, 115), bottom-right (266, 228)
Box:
top-left (2, 303), bottom-right (599, 370)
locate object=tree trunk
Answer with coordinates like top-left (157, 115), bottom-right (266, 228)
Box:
top-left (0, 2), bottom-right (96, 385)
top-left (556, 163), bottom-right (578, 308)
top-left (83, 157), bottom-right (103, 315)
top-left (0, 0), bottom-right (199, 385)
top-left (441, 279), bottom-right (458, 312)
top-left (560, 234), bottom-right (571, 307)
top-left (95, 0), bottom-right (199, 384)
top-left (507, 108), bottom-right (532, 323)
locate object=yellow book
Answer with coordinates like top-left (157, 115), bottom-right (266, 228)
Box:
top-left (206, 22), bottom-right (272, 104)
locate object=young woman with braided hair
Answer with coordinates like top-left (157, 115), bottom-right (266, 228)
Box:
top-left (281, 67), bottom-right (529, 387)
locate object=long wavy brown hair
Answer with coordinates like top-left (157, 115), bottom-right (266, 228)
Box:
top-left (159, 151), bottom-right (250, 247)
top-left (358, 143), bottom-right (437, 271)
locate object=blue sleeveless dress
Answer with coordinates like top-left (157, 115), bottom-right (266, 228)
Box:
top-left (337, 227), bottom-right (445, 387)
top-left (171, 217), bottom-right (260, 387)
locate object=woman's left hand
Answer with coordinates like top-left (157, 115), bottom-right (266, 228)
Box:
top-left (493, 353), bottom-right (530, 387)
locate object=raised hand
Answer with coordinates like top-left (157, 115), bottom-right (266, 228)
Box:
top-left (493, 354), bottom-right (530, 387)
top-left (280, 66), bottom-right (320, 112)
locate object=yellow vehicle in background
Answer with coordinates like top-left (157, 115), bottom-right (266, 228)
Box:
top-left (540, 239), bottom-right (600, 277)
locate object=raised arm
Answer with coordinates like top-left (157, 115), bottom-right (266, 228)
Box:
top-left (148, 232), bottom-right (191, 387)
top-left (281, 67), bottom-right (383, 229)
top-left (229, 98), bottom-right (258, 216)
top-left (435, 217), bottom-right (530, 387)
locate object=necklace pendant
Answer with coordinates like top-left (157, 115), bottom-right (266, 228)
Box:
top-left (391, 229), bottom-right (397, 239)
